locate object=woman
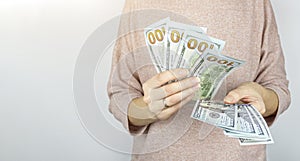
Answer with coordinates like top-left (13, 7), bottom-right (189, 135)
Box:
top-left (107, 0), bottom-right (291, 160)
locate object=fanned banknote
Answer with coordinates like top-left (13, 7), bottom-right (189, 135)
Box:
top-left (175, 31), bottom-right (225, 69)
top-left (191, 100), bottom-right (237, 129)
top-left (192, 52), bottom-right (245, 100)
top-left (165, 22), bottom-right (207, 70)
top-left (224, 105), bottom-right (258, 138)
top-left (144, 17), bottom-right (170, 72)
top-left (239, 105), bottom-right (274, 145)
top-left (191, 100), bottom-right (274, 145)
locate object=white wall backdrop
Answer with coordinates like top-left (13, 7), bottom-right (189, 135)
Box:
top-left (0, 0), bottom-right (299, 161)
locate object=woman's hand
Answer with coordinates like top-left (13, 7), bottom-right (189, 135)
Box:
top-left (224, 82), bottom-right (279, 117)
top-left (128, 68), bottom-right (200, 126)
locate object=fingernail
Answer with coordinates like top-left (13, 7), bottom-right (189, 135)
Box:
top-left (260, 108), bottom-right (266, 114)
top-left (224, 95), bottom-right (234, 103)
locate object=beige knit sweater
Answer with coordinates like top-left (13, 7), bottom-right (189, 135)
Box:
top-left (107, 0), bottom-right (291, 160)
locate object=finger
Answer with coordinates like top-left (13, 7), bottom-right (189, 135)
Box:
top-left (236, 95), bottom-right (266, 114)
top-left (224, 87), bottom-right (251, 104)
top-left (240, 97), bottom-right (259, 103)
top-left (144, 68), bottom-right (189, 89)
top-left (148, 100), bottom-right (165, 115)
top-left (164, 84), bottom-right (200, 107)
top-left (157, 94), bottom-right (194, 121)
top-left (149, 76), bottom-right (200, 101)
top-left (148, 84), bottom-right (198, 115)
top-left (250, 101), bottom-right (266, 115)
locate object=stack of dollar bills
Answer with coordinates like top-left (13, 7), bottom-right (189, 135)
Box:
top-left (144, 17), bottom-right (244, 100)
top-left (144, 18), bottom-right (273, 145)
top-left (191, 100), bottom-right (273, 145)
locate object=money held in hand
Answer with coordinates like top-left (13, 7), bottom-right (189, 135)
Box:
top-left (144, 18), bottom-right (272, 145)
top-left (144, 18), bottom-right (244, 101)
top-left (191, 100), bottom-right (274, 145)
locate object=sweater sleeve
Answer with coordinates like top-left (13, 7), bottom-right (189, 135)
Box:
top-left (107, 0), bottom-right (149, 135)
top-left (254, 0), bottom-right (291, 126)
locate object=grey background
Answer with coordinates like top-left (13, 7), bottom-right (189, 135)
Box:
top-left (0, 0), bottom-right (299, 160)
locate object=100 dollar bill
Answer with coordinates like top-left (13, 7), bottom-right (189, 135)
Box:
top-left (191, 100), bottom-right (237, 129)
top-left (175, 31), bottom-right (225, 69)
top-left (144, 18), bottom-right (170, 72)
top-left (224, 105), bottom-right (257, 137)
top-left (239, 105), bottom-right (274, 145)
top-left (191, 52), bottom-right (245, 100)
top-left (191, 101), bottom-right (274, 145)
top-left (165, 21), bottom-right (207, 70)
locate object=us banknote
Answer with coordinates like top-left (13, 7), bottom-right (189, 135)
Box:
top-left (191, 100), bottom-right (237, 129)
top-left (191, 101), bottom-right (274, 145)
top-left (224, 105), bottom-right (258, 138)
top-left (191, 52), bottom-right (245, 100)
top-left (165, 21), bottom-right (207, 70)
top-left (239, 105), bottom-right (274, 145)
top-left (144, 17), bottom-right (170, 72)
top-left (174, 31), bottom-right (225, 69)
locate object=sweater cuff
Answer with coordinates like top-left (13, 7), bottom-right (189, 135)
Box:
top-left (109, 94), bottom-right (149, 136)
top-left (263, 85), bottom-right (289, 126)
